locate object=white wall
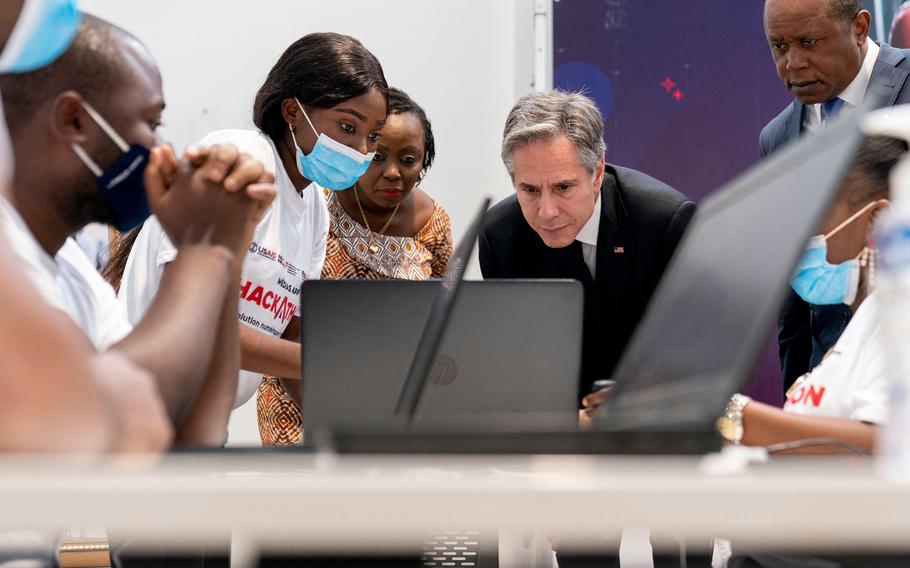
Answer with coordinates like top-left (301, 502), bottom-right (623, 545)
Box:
top-left (80, 0), bottom-right (540, 445)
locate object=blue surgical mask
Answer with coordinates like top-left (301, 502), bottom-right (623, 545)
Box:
top-left (289, 98), bottom-right (375, 191)
top-left (0, 0), bottom-right (81, 74)
top-left (0, 0), bottom-right (80, 183)
top-left (70, 100), bottom-right (151, 232)
top-left (790, 201), bottom-right (877, 305)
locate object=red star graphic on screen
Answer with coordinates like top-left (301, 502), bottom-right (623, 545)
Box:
top-left (673, 89), bottom-right (684, 101)
top-left (661, 77), bottom-right (676, 92)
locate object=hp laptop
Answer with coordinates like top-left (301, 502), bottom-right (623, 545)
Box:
top-left (300, 279), bottom-right (583, 440)
top-left (302, 199), bottom-right (587, 445)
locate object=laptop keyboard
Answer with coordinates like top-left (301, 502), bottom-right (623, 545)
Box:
top-left (421, 530), bottom-right (481, 567)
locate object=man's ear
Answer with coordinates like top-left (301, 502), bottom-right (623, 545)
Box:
top-left (48, 91), bottom-right (90, 146)
top-left (854, 10), bottom-right (871, 45)
top-left (592, 154), bottom-right (606, 190)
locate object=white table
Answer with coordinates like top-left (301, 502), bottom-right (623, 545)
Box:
top-left (0, 451), bottom-right (906, 561)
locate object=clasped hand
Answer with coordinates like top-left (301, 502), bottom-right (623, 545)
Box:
top-left (145, 143), bottom-right (276, 256)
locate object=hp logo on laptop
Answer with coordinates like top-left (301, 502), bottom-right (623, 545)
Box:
top-left (429, 354), bottom-right (458, 386)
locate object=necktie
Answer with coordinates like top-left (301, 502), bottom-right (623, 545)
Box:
top-left (822, 97), bottom-right (845, 124)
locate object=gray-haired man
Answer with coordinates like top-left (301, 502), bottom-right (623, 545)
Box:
top-left (479, 90), bottom-right (695, 409)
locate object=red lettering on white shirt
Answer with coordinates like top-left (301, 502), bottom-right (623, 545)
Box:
top-left (247, 285), bottom-right (264, 305)
top-left (787, 385), bottom-right (827, 407)
top-left (238, 279), bottom-right (297, 325)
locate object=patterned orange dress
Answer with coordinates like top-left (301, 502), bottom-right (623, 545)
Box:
top-left (257, 190), bottom-right (453, 446)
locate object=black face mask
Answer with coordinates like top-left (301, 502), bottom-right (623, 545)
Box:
top-left (70, 99), bottom-right (151, 232)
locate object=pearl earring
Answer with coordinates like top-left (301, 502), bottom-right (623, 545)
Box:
top-left (859, 240), bottom-right (876, 293)
top-left (868, 246), bottom-right (876, 292)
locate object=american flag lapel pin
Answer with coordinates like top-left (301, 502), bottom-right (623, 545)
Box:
top-left (613, 246), bottom-right (625, 254)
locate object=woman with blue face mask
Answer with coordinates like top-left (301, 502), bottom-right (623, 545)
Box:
top-left (714, 135), bottom-right (905, 456)
top-left (256, 87), bottom-right (454, 446)
top-left (115, 32), bottom-right (388, 445)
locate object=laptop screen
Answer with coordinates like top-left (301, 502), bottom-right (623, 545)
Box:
top-left (601, 110), bottom-right (864, 429)
top-left (395, 198), bottom-right (491, 420)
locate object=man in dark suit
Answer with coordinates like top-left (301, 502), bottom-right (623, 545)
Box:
top-left (760, 0), bottom-right (910, 388)
top-left (479, 90), bottom-right (695, 407)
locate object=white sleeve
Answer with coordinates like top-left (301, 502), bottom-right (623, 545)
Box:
top-left (154, 226), bottom-right (178, 266)
top-left (310, 204), bottom-right (329, 281)
top-left (57, 239), bottom-right (133, 350)
top-left (850, 328), bottom-right (890, 425)
top-left (296, 190), bottom-right (329, 318)
top-left (94, 281), bottom-right (134, 350)
top-left (117, 216), bottom-right (177, 326)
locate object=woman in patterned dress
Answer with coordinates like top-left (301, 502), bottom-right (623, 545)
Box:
top-left (322, 87), bottom-right (452, 280)
top-left (258, 87), bottom-right (452, 445)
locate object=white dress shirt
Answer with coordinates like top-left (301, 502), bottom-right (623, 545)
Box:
top-left (575, 193), bottom-right (601, 278)
top-left (805, 40), bottom-right (879, 130)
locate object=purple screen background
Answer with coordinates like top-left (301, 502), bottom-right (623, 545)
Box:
top-left (554, 0), bottom-right (796, 405)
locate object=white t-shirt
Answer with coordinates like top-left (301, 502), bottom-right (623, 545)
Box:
top-left (118, 129), bottom-right (329, 408)
top-left (0, 198), bottom-right (132, 350)
top-left (713, 294), bottom-right (888, 567)
top-left (783, 293), bottom-right (888, 424)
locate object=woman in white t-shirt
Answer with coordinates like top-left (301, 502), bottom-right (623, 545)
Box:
top-left (716, 136), bottom-right (906, 455)
top-left (117, 33), bottom-right (389, 440)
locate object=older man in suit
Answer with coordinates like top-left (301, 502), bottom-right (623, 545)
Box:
top-left (479, 90), bottom-right (695, 408)
top-left (760, 0), bottom-right (910, 389)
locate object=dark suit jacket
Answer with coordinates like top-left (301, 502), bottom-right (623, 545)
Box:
top-left (759, 43), bottom-right (910, 388)
top-left (479, 164), bottom-right (696, 402)
top-left (760, 43), bottom-right (910, 157)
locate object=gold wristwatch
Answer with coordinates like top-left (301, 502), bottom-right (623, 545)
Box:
top-left (57, 536), bottom-right (111, 567)
top-left (715, 393), bottom-right (752, 444)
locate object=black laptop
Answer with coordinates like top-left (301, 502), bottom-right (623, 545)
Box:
top-left (595, 109), bottom-right (864, 436)
top-left (300, 279), bottom-right (583, 442)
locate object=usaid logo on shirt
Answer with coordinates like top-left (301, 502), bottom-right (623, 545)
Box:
top-left (248, 241), bottom-right (304, 279)
top-left (250, 241), bottom-right (278, 261)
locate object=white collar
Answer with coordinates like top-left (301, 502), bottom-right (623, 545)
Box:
top-left (575, 192), bottom-right (601, 246)
top-left (839, 39), bottom-right (879, 107)
top-left (809, 39), bottom-right (879, 124)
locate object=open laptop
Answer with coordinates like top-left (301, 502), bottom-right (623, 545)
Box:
top-left (300, 279), bottom-right (583, 440)
top-left (594, 106), bottom-right (864, 436)
top-left (317, 104), bottom-right (865, 454)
